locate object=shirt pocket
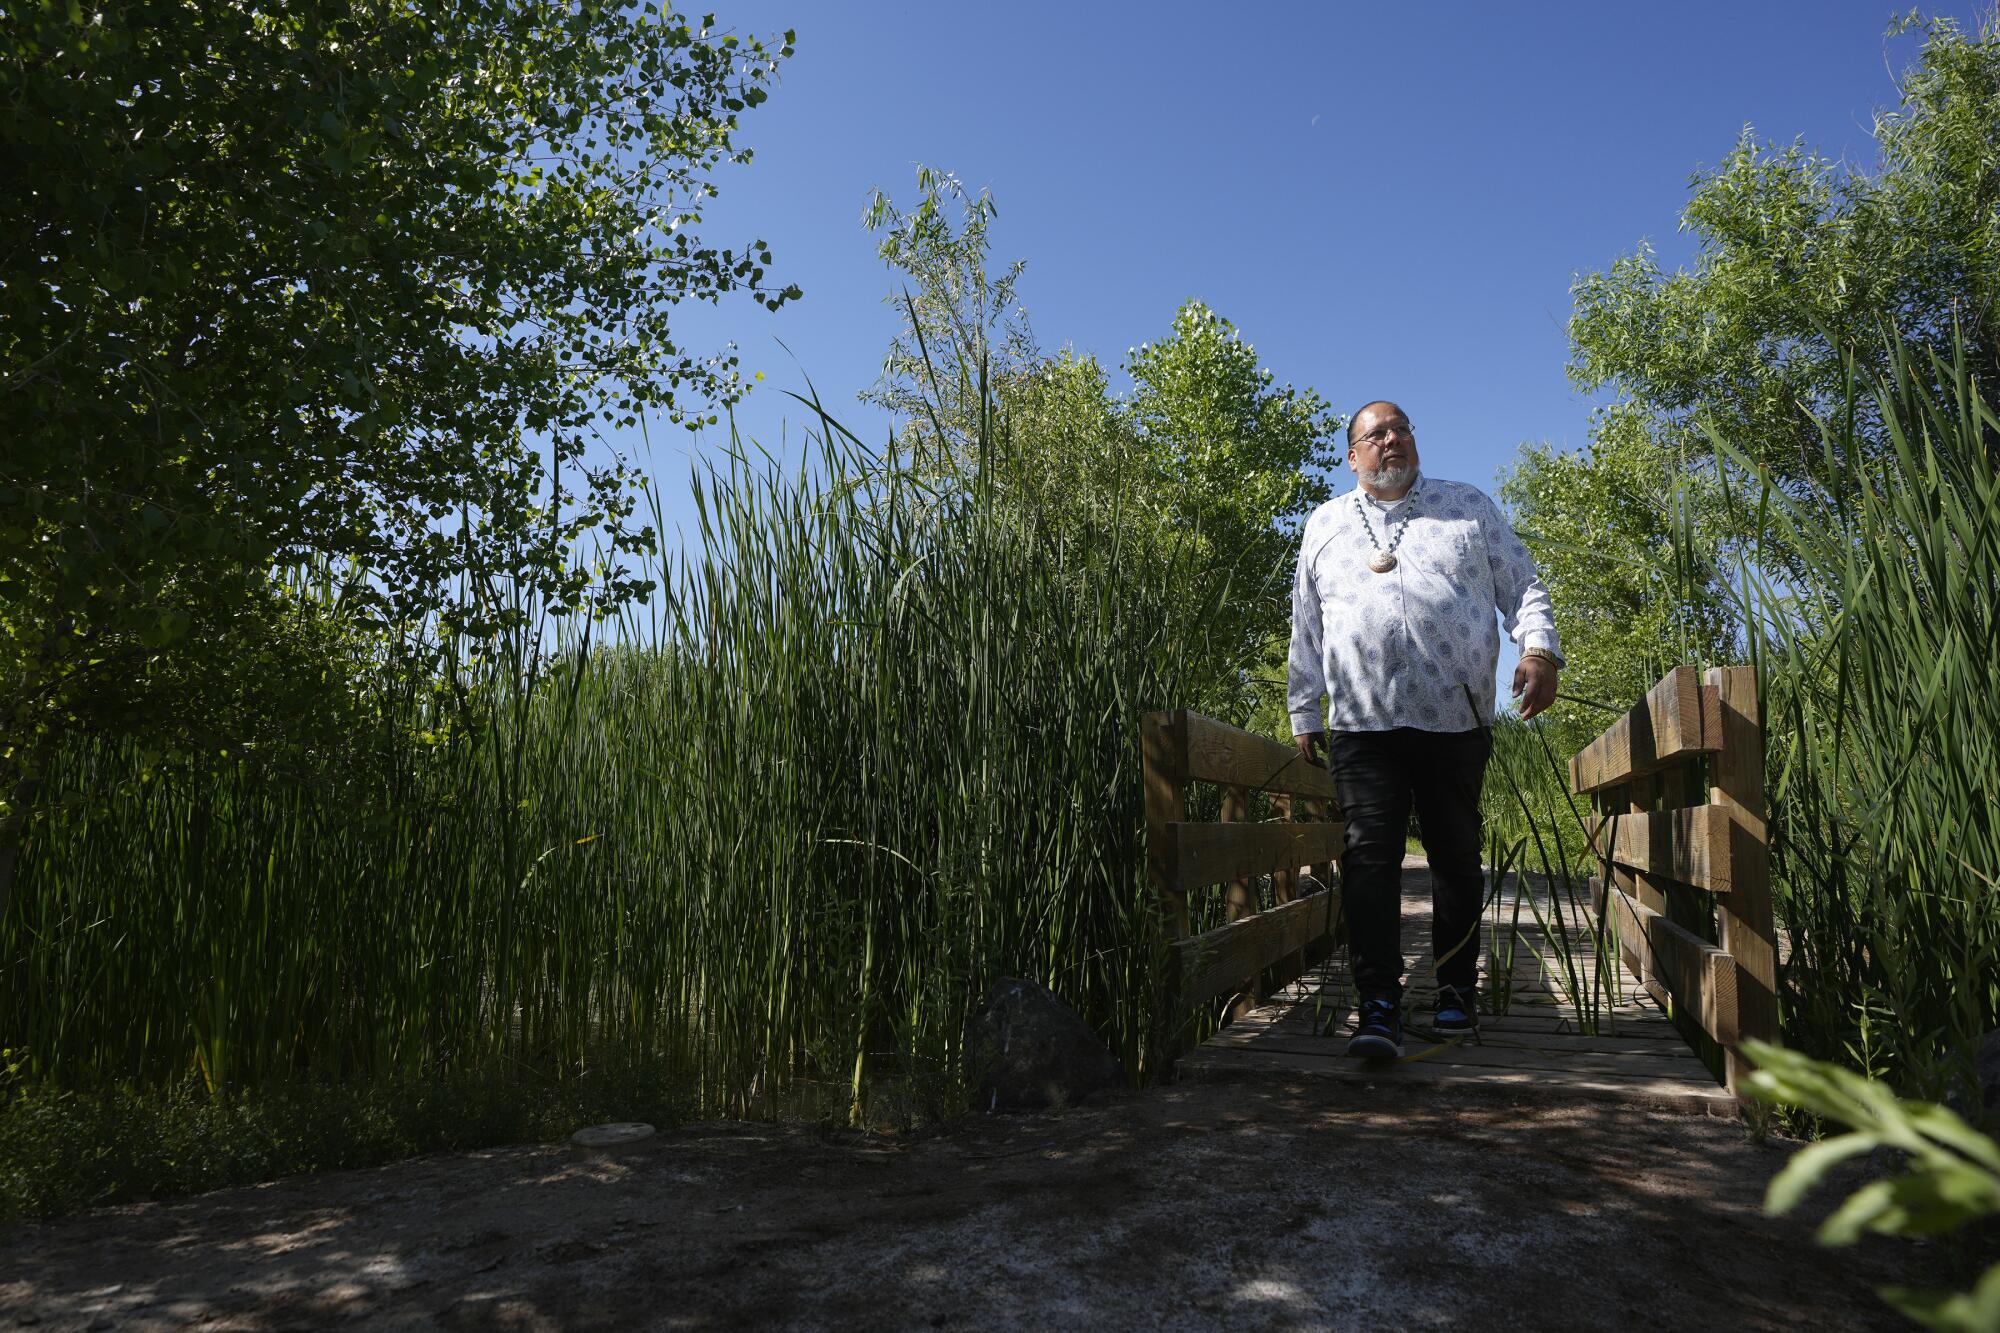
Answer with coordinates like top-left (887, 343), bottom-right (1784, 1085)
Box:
top-left (1419, 521), bottom-right (1480, 577)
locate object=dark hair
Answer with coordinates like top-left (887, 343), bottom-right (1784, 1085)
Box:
top-left (1347, 400), bottom-right (1409, 446)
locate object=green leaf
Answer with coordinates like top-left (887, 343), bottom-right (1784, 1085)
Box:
top-left (1880, 1262), bottom-right (2000, 1333)
top-left (1765, 1132), bottom-right (1877, 1217)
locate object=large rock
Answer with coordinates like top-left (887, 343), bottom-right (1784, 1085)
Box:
top-left (966, 977), bottom-right (1125, 1112)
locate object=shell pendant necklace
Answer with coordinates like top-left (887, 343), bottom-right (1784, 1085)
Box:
top-left (1355, 490), bottom-right (1410, 573)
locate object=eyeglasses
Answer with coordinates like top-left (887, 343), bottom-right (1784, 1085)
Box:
top-left (1355, 422), bottom-right (1413, 449)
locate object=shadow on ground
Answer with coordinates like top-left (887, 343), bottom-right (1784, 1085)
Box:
top-left (0, 1078), bottom-right (1938, 1330)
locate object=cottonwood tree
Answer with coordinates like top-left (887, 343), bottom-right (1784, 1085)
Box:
top-left (1128, 300), bottom-right (1341, 713)
top-left (861, 167), bottom-right (1038, 463)
top-left (863, 170), bottom-right (1341, 725)
top-left (1505, 12), bottom-right (2000, 710)
top-left (0, 0), bottom-right (799, 914)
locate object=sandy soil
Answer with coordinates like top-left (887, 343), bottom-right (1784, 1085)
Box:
top-left (0, 1076), bottom-right (1937, 1331)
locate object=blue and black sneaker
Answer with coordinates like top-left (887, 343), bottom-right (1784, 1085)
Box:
top-left (1347, 995), bottom-right (1403, 1060)
top-left (1433, 984), bottom-right (1479, 1038)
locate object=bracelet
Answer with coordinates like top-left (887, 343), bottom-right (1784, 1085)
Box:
top-left (1521, 647), bottom-right (1562, 668)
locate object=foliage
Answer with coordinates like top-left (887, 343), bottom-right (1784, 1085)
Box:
top-left (0, 1056), bottom-right (693, 1221)
top-left (0, 400), bottom-right (1234, 1158)
top-left (989, 350), bottom-right (1144, 547)
top-left (861, 167), bottom-right (1036, 456)
top-left (1493, 332), bottom-right (2000, 1099)
top-left (1493, 13), bottom-right (2000, 1103)
top-left (1746, 1040), bottom-right (2000, 1331)
top-left (1476, 713), bottom-right (1621, 1033)
top-left (1504, 12), bottom-right (2000, 740)
top-left (0, 0), bottom-right (797, 912)
top-left (1127, 301), bottom-right (1343, 717)
top-left (862, 169), bottom-right (1342, 726)
top-left (1567, 13), bottom-right (2000, 490)
top-left (1500, 412), bottom-right (1736, 735)
top-left (1718, 334), bottom-right (2000, 1100)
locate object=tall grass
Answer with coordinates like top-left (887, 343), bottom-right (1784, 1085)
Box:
top-left (1, 415), bottom-right (1243, 1128)
top-left (1476, 334), bottom-right (2000, 1099)
top-left (1477, 714), bottom-right (1622, 1034)
top-left (1718, 336), bottom-right (2000, 1098)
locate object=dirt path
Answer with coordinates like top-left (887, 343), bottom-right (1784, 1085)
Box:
top-left (0, 1076), bottom-right (1934, 1331)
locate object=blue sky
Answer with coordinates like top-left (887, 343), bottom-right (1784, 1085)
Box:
top-left (618, 2), bottom-right (1990, 693)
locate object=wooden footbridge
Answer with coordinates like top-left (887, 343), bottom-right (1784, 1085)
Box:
top-left (1147, 666), bottom-right (1777, 1117)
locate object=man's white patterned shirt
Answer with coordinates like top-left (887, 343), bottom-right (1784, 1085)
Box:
top-left (1287, 473), bottom-right (1562, 735)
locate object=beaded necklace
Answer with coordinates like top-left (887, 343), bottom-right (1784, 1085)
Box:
top-left (1354, 490), bottom-right (1412, 573)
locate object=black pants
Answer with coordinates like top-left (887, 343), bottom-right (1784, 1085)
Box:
top-left (1327, 727), bottom-right (1492, 1000)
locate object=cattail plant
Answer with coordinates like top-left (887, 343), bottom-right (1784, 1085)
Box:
top-left (1, 397), bottom-right (1252, 1123)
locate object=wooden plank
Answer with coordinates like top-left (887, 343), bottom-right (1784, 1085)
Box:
top-left (1569, 666), bottom-right (1723, 794)
top-left (1220, 786), bottom-right (1257, 923)
top-left (1236, 1002), bottom-right (1690, 1046)
top-left (1591, 871), bottom-right (1650, 993)
top-left (1709, 666), bottom-right (1777, 1097)
top-left (1220, 785), bottom-right (1259, 1020)
top-left (1142, 711), bottom-right (1190, 938)
top-left (1216, 1022), bottom-right (1694, 1055)
top-left (1165, 820), bottom-right (1345, 894)
top-left (1657, 762), bottom-right (1721, 954)
top-left (1627, 774), bottom-right (1674, 916)
top-left (1183, 711), bottom-right (1338, 800)
top-left (1263, 797), bottom-right (1305, 999)
top-left (1584, 805), bottom-right (1737, 894)
top-left (1212, 1031), bottom-right (1711, 1079)
top-left (1604, 883), bottom-right (1739, 1048)
top-left (1296, 795), bottom-right (1339, 885)
top-left (1177, 1047), bottom-right (1737, 1116)
top-left (1215, 1011), bottom-right (1704, 1054)
top-left (1174, 888), bottom-right (1340, 1011)
top-left (1247, 991), bottom-right (1684, 1041)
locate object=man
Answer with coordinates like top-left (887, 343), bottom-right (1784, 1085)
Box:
top-left (1288, 400), bottom-right (1562, 1059)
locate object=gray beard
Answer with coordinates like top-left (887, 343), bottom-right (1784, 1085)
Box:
top-left (1358, 461), bottom-right (1418, 493)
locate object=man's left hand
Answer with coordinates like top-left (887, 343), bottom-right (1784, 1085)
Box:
top-left (1513, 655), bottom-right (1558, 721)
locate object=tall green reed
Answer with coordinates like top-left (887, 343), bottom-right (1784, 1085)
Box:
top-left (1476, 713), bottom-right (1622, 1034)
top-left (2, 408), bottom-right (1245, 1120)
top-left (1711, 333), bottom-right (2000, 1098)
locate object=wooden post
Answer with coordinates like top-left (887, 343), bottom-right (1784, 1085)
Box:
top-left (1220, 783), bottom-right (1261, 1020)
top-left (1263, 793), bottom-right (1308, 995)
top-left (1659, 761), bottom-right (1718, 948)
top-left (1299, 794), bottom-right (1338, 967)
top-left (1592, 785), bottom-right (1624, 932)
top-left (1707, 667), bottom-right (1778, 1096)
top-left (1221, 785), bottom-right (1256, 921)
top-left (1302, 794), bottom-right (1338, 889)
top-left (1625, 774), bottom-right (1669, 916)
top-left (1142, 711), bottom-right (1190, 940)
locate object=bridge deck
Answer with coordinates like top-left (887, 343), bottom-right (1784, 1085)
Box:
top-left (1178, 857), bottom-right (1738, 1116)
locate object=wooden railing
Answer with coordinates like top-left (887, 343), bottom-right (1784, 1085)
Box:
top-left (1141, 709), bottom-right (1345, 1022)
top-left (1571, 666), bottom-right (1777, 1096)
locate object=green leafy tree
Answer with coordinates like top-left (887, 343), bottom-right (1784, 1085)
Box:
top-left (1500, 408), bottom-right (1737, 730)
top-left (1505, 12), bottom-right (2000, 710)
top-left (0, 1), bottom-right (798, 914)
top-left (863, 172), bottom-right (1342, 726)
top-left (1567, 13), bottom-right (2000, 488)
top-left (861, 167), bottom-right (1037, 461)
top-left (1127, 301), bottom-right (1342, 725)
top-left (991, 349), bottom-right (1147, 544)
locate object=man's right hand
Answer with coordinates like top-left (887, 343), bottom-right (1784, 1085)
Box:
top-left (1294, 731), bottom-right (1326, 769)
